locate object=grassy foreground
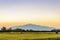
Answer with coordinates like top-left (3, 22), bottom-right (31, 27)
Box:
top-left (0, 32), bottom-right (60, 40)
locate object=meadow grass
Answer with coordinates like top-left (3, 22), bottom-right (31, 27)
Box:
top-left (0, 32), bottom-right (60, 40)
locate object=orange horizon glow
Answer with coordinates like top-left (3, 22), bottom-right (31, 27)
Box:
top-left (0, 19), bottom-right (60, 28)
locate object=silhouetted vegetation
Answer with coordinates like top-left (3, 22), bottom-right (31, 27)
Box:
top-left (51, 29), bottom-right (60, 34)
top-left (0, 27), bottom-right (38, 32)
top-left (0, 27), bottom-right (60, 34)
top-left (0, 27), bottom-right (6, 32)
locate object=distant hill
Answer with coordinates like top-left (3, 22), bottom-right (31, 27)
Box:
top-left (11, 24), bottom-right (54, 31)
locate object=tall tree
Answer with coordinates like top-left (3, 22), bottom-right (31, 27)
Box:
top-left (1, 27), bottom-right (6, 31)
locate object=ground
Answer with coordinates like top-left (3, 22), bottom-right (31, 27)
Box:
top-left (0, 32), bottom-right (60, 40)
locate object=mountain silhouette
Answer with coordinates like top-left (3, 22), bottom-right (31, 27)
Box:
top-left (11, 24), bottom-right (54, 31)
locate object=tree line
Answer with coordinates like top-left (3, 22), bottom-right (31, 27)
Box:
top-left (0, 27), bottom-right (59, 34)
top-left (0, 27), bottom-right (36, 32)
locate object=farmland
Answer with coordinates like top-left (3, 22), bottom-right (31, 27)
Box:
top-left (0, 32), bottom-right (60, 40)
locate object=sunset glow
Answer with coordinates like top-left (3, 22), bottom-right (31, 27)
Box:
top-left (0, 0), bottom-right (60, 28)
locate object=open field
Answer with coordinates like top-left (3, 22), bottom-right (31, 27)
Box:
top-left (0, 32), bottom-right (60, 40)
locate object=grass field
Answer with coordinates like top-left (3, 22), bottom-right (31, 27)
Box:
top-left (0, 32), bottom-right (60, 40)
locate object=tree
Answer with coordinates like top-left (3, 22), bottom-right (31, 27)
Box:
top-left (1, 27), bottom-right (6, 32)
top-left (51, 29), bottom-right (59, 34)
top-left (7, 28), bottom-right (12, 32)
top-left (56, 31), bottom-right (58, 34)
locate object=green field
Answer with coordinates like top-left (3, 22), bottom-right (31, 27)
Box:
top-left (0, 32), bottom-right (60, 40)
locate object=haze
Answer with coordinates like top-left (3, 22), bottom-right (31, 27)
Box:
top-left (0, 0), bottom-right (60, 28)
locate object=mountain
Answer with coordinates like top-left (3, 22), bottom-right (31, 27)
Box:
top-left (11, 24), bottom-right (54, 31)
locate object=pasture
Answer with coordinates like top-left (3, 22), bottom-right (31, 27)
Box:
top-left (0, 32), bottom-right (60, 40)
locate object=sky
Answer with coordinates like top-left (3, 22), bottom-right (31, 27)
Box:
top-left (0, 0), bottom-right (60, 28)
